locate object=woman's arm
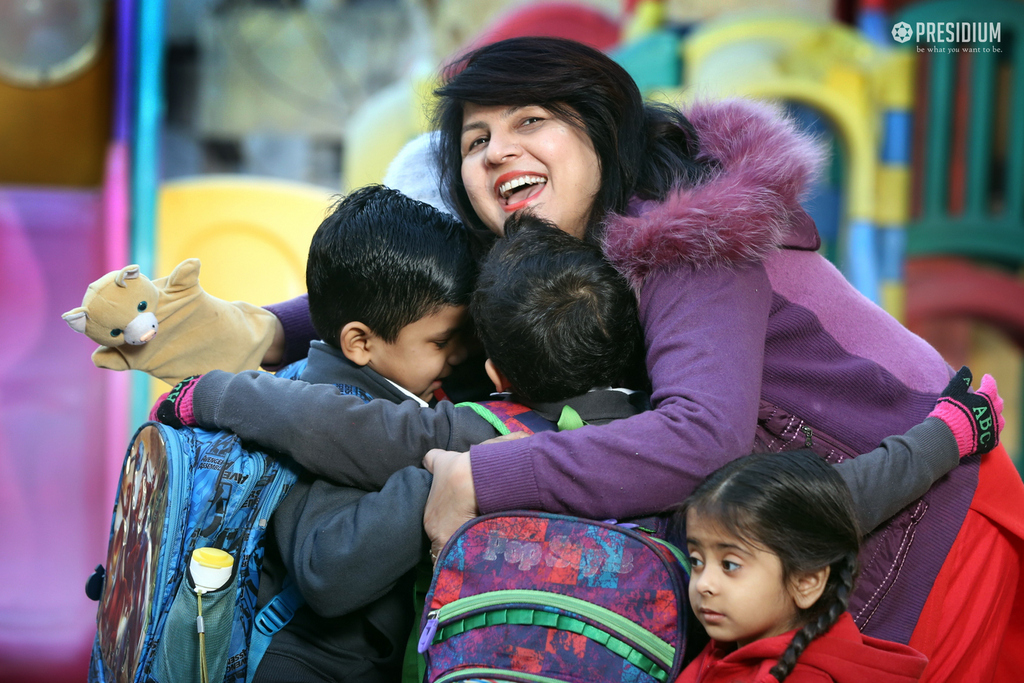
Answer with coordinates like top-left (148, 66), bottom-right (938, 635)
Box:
top-left (469, 262), bottom-right (773, 520)
top-left (261, 294), bottom-right (316, 370)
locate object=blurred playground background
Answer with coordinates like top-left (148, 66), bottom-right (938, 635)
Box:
top-left (1, 0), bottom-right (1023, 679)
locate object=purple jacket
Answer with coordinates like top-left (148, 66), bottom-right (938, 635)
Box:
top-left (469, 99), bottom-right (973, 645)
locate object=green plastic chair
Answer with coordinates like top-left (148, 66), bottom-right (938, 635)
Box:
top-left (898, 0), bottom-right (1024, 263)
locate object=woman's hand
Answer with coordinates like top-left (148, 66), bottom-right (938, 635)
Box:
top-left (423, 448), bottom-right (478, 562)
top-left (423, 433), bottom-right (528, 562)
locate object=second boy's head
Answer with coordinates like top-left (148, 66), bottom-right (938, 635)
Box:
top-left (307, 185), bottom-right (476, 401)
top-left (472, 214), bottom-right (644, 403)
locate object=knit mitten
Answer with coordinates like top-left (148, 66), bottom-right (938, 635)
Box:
top-left (156, 375), bottom-right (203, 428)
top-left (928, 366), bottom-right (1004, 458)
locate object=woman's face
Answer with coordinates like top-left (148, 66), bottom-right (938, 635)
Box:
top-left (460, 103), bottom-right (601, 238)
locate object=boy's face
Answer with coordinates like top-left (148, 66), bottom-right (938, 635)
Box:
top-left (367, 305), bottom-right (469, 401)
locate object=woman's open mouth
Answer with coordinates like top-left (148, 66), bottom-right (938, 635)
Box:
top-left (496, 172), bottom-right (547, 211)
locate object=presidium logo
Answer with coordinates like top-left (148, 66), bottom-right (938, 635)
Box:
top-left (892, 22), bottom-right (914, 43)
top-left (892, 21), bottom-right (1003, 52)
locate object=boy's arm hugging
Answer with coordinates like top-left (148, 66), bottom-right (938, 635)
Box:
top-left (155, 369), bottom-right (497, 491)
top-left (273, 466), bottom-right (432, 616)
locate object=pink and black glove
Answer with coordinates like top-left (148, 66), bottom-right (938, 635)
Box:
top-left (155, 375), bottom-right (203, 429)
top-left (928, 366), bottom-right (1004, 458)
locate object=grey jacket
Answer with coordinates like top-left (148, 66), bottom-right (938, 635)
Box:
top-left (253, 342), bottom-right (434, 682)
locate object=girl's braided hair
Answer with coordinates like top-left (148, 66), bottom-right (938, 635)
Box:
top-left (769, 551), bottom-right (858, 681)
top-left (673, 450), bottom-right (861, 682)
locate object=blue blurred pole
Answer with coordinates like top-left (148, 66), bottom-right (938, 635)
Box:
top-left (845, 219), bottom-right (881, 304)
top-left (131, 0), bottom-right (165, 426)
top-left (859, 9), bottom-right (888, 46)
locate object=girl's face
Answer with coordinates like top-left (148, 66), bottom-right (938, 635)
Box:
top-left (460, 103), bottom-right (601, 239)
top-left (685, 510), bottom-right (802, 648)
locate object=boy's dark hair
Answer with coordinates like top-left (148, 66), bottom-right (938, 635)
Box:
top-left (306, 185), bottom-right (476, 347)
top-left (471, 213), bottom-right (644, 403)
top-left (675, 450), bottom-right (861, 683)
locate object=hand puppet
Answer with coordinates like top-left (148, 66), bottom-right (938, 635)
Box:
top-left (62, 258), bottom-right (278, 386)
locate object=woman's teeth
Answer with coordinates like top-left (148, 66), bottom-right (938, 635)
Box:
top-left (499, 175), bottom-right (547, 199)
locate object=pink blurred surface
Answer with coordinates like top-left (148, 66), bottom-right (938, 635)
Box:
top-left (0, 187), bottom-right (124, 681)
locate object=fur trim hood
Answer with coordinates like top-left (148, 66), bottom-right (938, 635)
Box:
top-left (602, 98), bottom-right (826, 287)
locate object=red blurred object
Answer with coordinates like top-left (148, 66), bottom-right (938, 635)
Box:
top-left (470, 1), bottom-right (622, 52)
top-left (905, 257), bottom-right (1024, 367)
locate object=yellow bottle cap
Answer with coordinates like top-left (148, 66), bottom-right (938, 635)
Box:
top-left (190, 547), bottom-right (234, 593)
top-left (192, 547), bottom-right (233, 569)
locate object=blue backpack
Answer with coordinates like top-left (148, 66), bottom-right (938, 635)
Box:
top-left (87, 362), bottom-right (308, 683)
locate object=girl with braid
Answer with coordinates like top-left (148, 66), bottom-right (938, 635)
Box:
top-left (676, 450), bottom-right (927, 683)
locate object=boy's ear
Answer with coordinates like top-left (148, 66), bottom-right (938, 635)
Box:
top-left (340, 321), bottom-right (374, 366)
top-left (484, 358), bottom-right (512, 393)
top-left (788, 566), bottom-right (830, 611)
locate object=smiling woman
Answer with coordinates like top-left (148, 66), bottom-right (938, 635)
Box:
top-left (457, 103), bottom-right (600, 238)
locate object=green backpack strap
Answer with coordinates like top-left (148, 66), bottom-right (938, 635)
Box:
top-left (456, 402), bottom-right (513, 436)
top-left (456, 401), bottom-right (588, 435)
top-left (556, 405), bottom-right (586, 431)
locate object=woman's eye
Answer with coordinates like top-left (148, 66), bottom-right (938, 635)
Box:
top-left (467, 135), bottom-right (488, 151)
top-left (522, 116), bottom-right (542, 126)
top-left (110, 329), bottom-right (122, 337)
top-left (137, 301), bottom-right (148, 312)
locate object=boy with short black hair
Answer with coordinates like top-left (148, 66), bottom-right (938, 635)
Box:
top-left (473, 214), bottom-right (646, 405)
top-left (304, 183), bottom-right (475, 402)
top-left (251, 184), bottom-right (477, 682)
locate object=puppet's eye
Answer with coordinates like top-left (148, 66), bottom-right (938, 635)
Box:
top-left (110, 329), bottom-right (122, 337)
top-left (137, 301), bottom-right (148, 312)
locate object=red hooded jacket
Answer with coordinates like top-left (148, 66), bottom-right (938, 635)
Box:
top-left (676, 613), bottom-right (927, 683)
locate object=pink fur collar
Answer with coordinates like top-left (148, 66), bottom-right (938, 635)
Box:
top-left (601, 98), bottom-right (826, 288)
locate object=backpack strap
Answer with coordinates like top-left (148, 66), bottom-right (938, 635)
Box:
top-left (555, 405), bottom-right (586, 431)
top-left (457, 400), bottom-right (587, 436)
top-left (246, 576), bottom-right (304, 683)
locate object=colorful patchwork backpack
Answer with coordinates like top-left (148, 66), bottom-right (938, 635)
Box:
top-left (416, 511), bottom-right (691, 683)
top-left (87, 362), bottom-right (309, 683)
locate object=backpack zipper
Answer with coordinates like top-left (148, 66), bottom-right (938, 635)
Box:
top-left (425, 589), bottom-right (674, 673)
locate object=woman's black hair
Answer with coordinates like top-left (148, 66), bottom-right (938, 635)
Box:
top-left (433, 36), bottom-right (717, 241)
top-left (674, 450), bottom-right (861, 682)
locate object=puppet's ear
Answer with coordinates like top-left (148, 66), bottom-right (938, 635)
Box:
top-left (165, 258), bottom-right (201, 291)
top-left (115, 265), bottom-right (141, 288)
top-left (62, 308), bottom-right (88, 334)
